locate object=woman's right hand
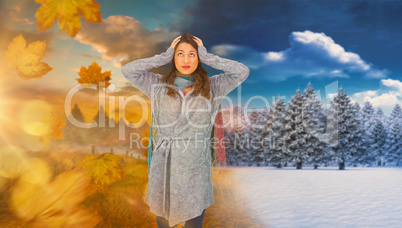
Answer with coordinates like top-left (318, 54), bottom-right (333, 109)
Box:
top-left (171, 36), bottom-right (181, 48)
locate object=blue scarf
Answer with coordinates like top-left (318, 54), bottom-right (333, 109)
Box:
top-left (148, 73), bottom-right (195, 176)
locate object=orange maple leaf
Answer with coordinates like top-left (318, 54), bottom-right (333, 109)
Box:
top-left (3, 34), bottom-right (52, 80)
top-left (34, 0), bottom-right (102, 37)
top-left (35, 112), bottom-right (66, 146)
top-left (76, 61), bottom-right (111, 90)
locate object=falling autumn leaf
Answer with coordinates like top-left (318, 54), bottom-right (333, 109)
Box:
top-left (10, 158), bottom-right (100, 227)
top-left (76, 61), bottom-right (111, 90)
top-left (34, 0), bottom-right (102, 37)
top-left (78, 153), bottom-right (124, 187)
top-left (3, 34), bottom-right (52, 80)
top-left (34, 112), bottom-right (66, 146)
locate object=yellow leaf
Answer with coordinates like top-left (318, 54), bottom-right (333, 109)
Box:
top-left (3, 34), bottom-right (52, 80)
top-left (35, 0), bottom-right (102, 37)
top-left (78, 153), bottom-right (124, 187)
top-left (76, 61), bottom-right (111, 90)
top-left (34, 112), bottom-right (66, 146)
top-left (11, 162), bottom-right (100, 227)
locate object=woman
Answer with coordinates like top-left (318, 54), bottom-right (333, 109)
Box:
top-left (121, 33), bottom-right (249, 228)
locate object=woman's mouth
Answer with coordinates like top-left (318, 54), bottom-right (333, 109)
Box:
top-left (182, 66), bottom-right (190, 69)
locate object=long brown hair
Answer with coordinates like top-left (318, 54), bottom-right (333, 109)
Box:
top-left (160, 33), bottom-right (210, 99)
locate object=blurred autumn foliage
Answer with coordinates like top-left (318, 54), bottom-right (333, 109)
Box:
top-left (3, 34), bottom-right (52, 80)
top-left (10, 159), bottom-right (100, 227)
top-left (34, 112), bottom-right (66, 146)
top-left (0, 147), bottom-right (259, 227)
top-left (34, 0), bottom-right (102, 37)
top-left (79, 153), bottom-right (124, 188)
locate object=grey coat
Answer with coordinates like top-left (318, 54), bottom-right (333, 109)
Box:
top-left (121, 45), bottom-right (249, 227)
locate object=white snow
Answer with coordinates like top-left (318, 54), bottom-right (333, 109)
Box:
top-left (230, 166), bottom-right (402, 228)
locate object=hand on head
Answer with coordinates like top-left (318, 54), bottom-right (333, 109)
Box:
top-left (171, 36), bottom-right (181, 48)
top-left (170, 35), bottom-right (204, 48)
top-left (192, 35), bottom-right (203, 47)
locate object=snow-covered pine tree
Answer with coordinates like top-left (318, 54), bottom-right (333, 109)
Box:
top-left (326, 88), bottom-right (355, 170)
top-left (349, 102), bottom-right (371, 167)
top-left (360, 102), bottom-right (375, 131)
top-left (386, 104), bottom-right (402, 129)
top-left (260, 106), bottom-right (271, 166)
top-left (237, 127), bottom-right (252, 166)
top-left (267, 96), bottom-right (287, 168)
top-left (369, 120), bottom-right (388, 166)
top-left (303, 82), bottom-right (327, 169)
top-left (224, 128), bottom-right (235, 166)
top-left (384, 122), bottom-right (401, 166)
top-left (248, 107), bottom-right (259, 134)
top-left (370, 108), bottom-right (386, 133)
top-left (283, 89), bottom-right (309, 169)
top-left (226, 127), bottom-right (241, 166)
top-left (248, 108), bottom-right (265, 166)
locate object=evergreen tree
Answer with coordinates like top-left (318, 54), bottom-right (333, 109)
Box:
top-left (238, 128), bottom-right (252, 166)
top-left (360, 102), bottom-right (375, 131)
top-left (259, 106), bottom-right (271, 166)
top-left (71, 103), bottom-right (86, 123)
top-left (248, 109), bottom-right (265, 166)
top-left (386, 104), bottom-right (402, 129)
top-left (283, 89), bottom-right (309, 169)
top-left (369, 120), bottom-right (388, 166)
top-left (90, 105), bottom-right (111, 146)
top-left (227, 127), bottom-right (242, 166)
top-left (248, 107), bottom-right (259, 135)
top-left (92, 105), bottom-right (109, 126)
top-left (326, 88), bottom-right (355, 170)
top-left (225, 129), bottom-right (237, 166)
top-left (349, 103), bottom-right (371, 167)
top-left (63, 103), bottom-right (89, 145)
top-left (385, 122), bottom-right (401, 165)
top-left (303, 82), bottom-right (327, 169)
top-left (370, 108), bottom-right (386, 133)
top-left (267, 96), bottom-right (287, 168)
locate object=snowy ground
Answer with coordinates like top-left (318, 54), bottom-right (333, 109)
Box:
top-left (229, 166), bottom-right (402, 228)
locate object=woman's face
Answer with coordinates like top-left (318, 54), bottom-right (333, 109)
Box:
top-left (174, 42), bottom-right (198, 75)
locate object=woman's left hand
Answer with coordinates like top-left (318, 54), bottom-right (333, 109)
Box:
top-left (193, 36), bottom-right (203, 47)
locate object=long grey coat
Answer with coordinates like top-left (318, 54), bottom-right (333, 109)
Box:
top-left (121, 45), bottom-right (249, 227)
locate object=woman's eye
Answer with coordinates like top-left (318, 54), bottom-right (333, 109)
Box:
top-left (190, 53), bottom-right (195, 56)
top-left (178, 53), bottom-right (183, 56)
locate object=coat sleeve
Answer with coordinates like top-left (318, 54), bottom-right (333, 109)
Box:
top-left (198, 45), bottom-right (250, 98)
top-left (121, 47), bottom-right (175, 98)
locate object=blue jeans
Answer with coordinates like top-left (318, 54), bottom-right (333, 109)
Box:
top-left (156, 209), bottom-right (205, 228)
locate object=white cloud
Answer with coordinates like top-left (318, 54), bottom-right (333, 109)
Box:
top-left (351, 79), bottom-right (402, 115)
top-left (232, 30), bottom-right (389, 81)
top-left (381, 78), bottom-right (402, 94)
top-left (291, 31), bottom-right (370, 71)
top-left (327, 93), bottom-right (338, 102)
top-left (264, 51), bottom-right (285, 62)
top-left (352, 90), bottom-right (378, 100)
top-left (74, 15), bottom-right (180, 67)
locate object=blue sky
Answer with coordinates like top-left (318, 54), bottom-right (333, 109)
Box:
top-left (1, 0), bottom-right (402, 115)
